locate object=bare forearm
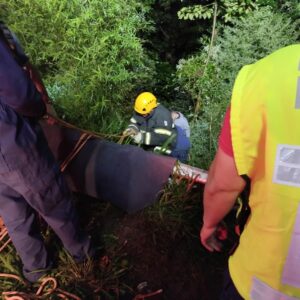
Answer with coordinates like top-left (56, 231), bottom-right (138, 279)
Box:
top-left (203, 188), bottom-right (240, 228)
top-left (202, 148), bottom-right (246, 228)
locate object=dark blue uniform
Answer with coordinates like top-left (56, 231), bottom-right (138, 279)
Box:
top-left (171, 126), bottom-right (190, 163)
top-left (0, 37), bottom-right (93, 282)
top-left (127, 104), bottom-right (190, 162)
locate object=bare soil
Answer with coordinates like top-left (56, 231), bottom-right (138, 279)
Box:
top-left (78, 186), bottom-right (230, 300)
top-left (114, 214), bottom-right (227, 300)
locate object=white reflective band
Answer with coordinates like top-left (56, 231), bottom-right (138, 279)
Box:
top-left (128, 124), bottom-right (138, 131)
top-left (295, 77), bottom-right (300, 109)
top-left (250, 277), bottom-right (299, 300)
top-left (154, 146), bottom-right (171, 154)
top-left (164, 120), bottom-right (168, 126)
top-left (145, 132), bottom-right (151, 145)
top-left (130, 117), bottom-right (137, 123)
top-left (282, 204), bottom-right (300, 288)
top-left (154, 128), bottom-right (172, 136)
top-left (273, 145), bottom-right (300, 187)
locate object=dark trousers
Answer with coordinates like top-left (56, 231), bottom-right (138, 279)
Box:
top-left (0, 134), bottom-right (94, 282)
top-left (171, 149), bottom-right (189, 163)
top-left (171, 126), bottom-right (190, 163)
top-left (220, 267), bottom-right (244, 300)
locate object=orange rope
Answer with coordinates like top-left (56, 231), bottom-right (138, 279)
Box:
top-left (60, 132), bottom-right (92, 172)
top-left (43, 113), bottom-right (128, 171)
top-left (35, 277), bottom-right (57, 296)
top-left (1, 276), bottom-right (82, 300)
top-left (2, 292), bottom-right (30, 300)
top-left (45, 113), bottom-right (122, 140)
top-left (35, 277), bottom-right (81, 300)
top-left (0, 227), bottom-right (12, 252)
top-left (117, 132), bottom-right (132, 144)
top-left (0, 237), bottom-right (12, 252)
top-left (0, 274), bottom-right (26, 285)
top-left (0, 227), bottom-right (8, 240)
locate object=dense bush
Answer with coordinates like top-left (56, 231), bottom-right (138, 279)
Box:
top-left (177, 7), bottom-right (299, 169)
top-left (1, 0), bottom-right (155, 131)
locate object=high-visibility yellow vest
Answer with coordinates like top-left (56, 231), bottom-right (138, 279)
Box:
top-left (230, 44), bottom-right (300, 300)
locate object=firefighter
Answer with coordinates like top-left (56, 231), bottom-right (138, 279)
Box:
top-left (0, 23), bottom-right (94, 282)
top-left (123, 91), bottom-right (190, 162)
top-left (200, 45), bottom-right (300, 299)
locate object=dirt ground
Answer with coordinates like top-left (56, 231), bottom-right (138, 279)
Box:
top-left (114, 214), bottom-right (228, 300)
top-left (78, 187), bottom-right (230, 300)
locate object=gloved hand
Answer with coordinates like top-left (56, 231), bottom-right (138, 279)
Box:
top-left (133, 132), bottom-right (142, 144)
top-left (123, 127), bottom-right (138, 136)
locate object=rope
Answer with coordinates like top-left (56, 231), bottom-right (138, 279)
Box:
top-left (60, 132), bottom-right (92, 172)
top-left (117, 131), bottom-right (132, 144)
top-left (0, 227), bottom-right (12, 252)
top-left (0, 274), bottom-right (26, 285)
top-left (0, 234), bottom-right (81, 299)
top-left (1, 276), bottom-right (81, 300)
top-left (45, 113), bottom-right (122, 140)
top-left (44, 113), bottom-right (129, 171)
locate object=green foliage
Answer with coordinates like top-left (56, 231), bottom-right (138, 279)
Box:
top-left (177, 7), bottom-right (299, 168)
top-left (145, 177), bottom-right (203, 238)
top-left (178, 3), bottom-right (214, 21)
top-left (178, 0), bottom-right (259, 23)
top-left (279, 0), bottom-right (300, 20)
top-left (1, 0), bottom-right (155, 131)
top-left (217, 8), bottom-right (299, 83)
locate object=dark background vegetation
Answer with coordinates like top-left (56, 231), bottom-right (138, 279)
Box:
top-left (0, 0), bottom-right (299, 299)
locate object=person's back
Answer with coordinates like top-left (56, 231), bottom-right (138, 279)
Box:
top-left (229, 44), bottom-right (300, 299)
top-left (171, 111), bottom-right (190, 138)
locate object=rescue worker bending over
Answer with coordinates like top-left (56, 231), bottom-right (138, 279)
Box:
top-left (200, 45), bottom-right (300, 299)
top-left (123, 92), bottom-right (190, 162)
top-left (0, 22), bottom-right (94, 283)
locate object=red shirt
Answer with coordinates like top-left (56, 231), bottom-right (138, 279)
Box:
top-left (218, 106), bottom-right (234, 157)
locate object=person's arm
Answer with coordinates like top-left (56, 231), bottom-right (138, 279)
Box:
top-left (123, 114), bottom-right (141, 137)
top-left (0, 40), bottom-right (46, 117)
top-left (127, 116), bottom-right (140, 132)
top-left (200, 148), bottom-right (246, 251)
top-left (142, 126), bottom-right (176, 146)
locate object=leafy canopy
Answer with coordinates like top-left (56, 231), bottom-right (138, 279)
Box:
top-left (177, 7), bottom-right (299, 168)
top-left (178, 0), bottom-right (259, 23)
top-left (1, 0), bottom-right (155, 131)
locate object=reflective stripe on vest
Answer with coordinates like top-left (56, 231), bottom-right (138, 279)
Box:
top-left (273, 145), bottom-right (300, 187)
top-left (153, 128), bottom-right (172, 136)
top-left (229, 45), bottom-right (300, 299)
top-left (130, 117), bottom-right (138, 124)
top-left (145, 132), bottom-right (151, 145)
top-left (251, 277), bottom-right (300, 300)
top-left (295, 61), bottom-right (300, 109)
top-left (282, 204), bottom-right (300, 288)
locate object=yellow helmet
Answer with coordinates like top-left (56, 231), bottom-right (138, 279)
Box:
top-left (134, 92), bottom-right (157, 114)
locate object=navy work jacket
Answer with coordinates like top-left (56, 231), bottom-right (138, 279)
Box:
top-left (0, 38), bottom-right (46, 173)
